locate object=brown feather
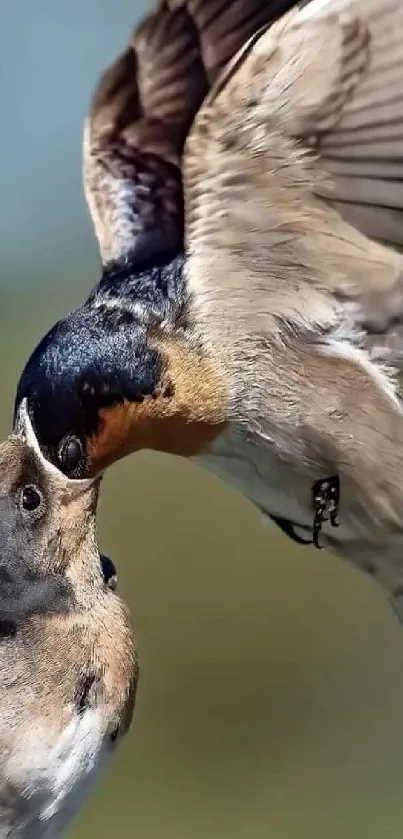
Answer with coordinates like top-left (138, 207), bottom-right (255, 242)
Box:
top-left (184, 3), bottom-right (403, 354)
top-left (84, 0), bottom-right (302, 266)
top-left (166, 0), bottom-right (299, 83)
top-left (83, 1), bottom-right (207, 266)
top-left (300, 0), bottom-right (403, 251)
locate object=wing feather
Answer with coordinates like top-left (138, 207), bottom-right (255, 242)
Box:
top-left (166, 0), bottom-right (299, 82)
top-left (83, 1), bottom-right (207, 267)
top-left (84, 0), bottom-right (302, 268)
top-left (300, 0), bottom-right (403, 250)
top-left (184, 3), bottom-right (403, 360)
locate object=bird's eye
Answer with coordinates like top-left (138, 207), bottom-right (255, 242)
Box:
top-left (58, 435), bottom-right (84, 474)
top-left (21, 484), bottom-right (42, 512)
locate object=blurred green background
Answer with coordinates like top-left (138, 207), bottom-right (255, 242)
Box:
top-left (3, 2), bottom-right (403, 838)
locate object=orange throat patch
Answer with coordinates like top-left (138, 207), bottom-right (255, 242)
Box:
top-left (87, 339), bottom-right (229, 472)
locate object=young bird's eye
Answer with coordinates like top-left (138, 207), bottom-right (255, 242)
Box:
top-left (58, 434), bottom-right (84, 474)
top-left (20, 485), bottom-right (42, 512)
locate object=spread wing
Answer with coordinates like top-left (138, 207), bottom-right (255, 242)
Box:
top-left (183, 2), bottom-right (403, 364)
top-left (82, 0), bottom-right (207, 268)
top-left (83, 0), bottom-right (300, 270)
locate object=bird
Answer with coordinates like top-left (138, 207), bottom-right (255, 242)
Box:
top-left (14, 0), bottom-right (403, 602)
top-left (0, 399), bottom-right (137, 838)
top-left (14, 1), bottom-right (301, 476)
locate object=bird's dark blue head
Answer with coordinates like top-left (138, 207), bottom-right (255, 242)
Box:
top-left (15, 299), bottom-right (166, 477)
top-left (14, 256), bottom-right (227, 477)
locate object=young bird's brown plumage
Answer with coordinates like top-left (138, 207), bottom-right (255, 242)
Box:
top-left (0, 402), bottom-right (136, 839)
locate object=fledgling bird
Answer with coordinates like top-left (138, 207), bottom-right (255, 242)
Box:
top-left (13, 0), bottom-right (403, 606)
top-left (0, 401), bottom-right (137, 839)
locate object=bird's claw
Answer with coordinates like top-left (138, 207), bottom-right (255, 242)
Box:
top-left (312, 475), bottom-right (340, 549)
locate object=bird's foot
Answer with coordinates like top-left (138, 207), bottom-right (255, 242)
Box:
top-left (312, 476), bottom-right (340, 549)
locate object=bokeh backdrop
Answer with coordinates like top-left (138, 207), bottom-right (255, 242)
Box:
top-left (2, 2), bottom-right (403, 838)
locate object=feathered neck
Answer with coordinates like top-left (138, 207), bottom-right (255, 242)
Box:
top-left (87, 252), bottom-right (188, 331)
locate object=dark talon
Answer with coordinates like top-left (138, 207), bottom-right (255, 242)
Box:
top-left (312, 475), bottom-right (340, 549)
top-left (270, 516), bottom-right (313, 546)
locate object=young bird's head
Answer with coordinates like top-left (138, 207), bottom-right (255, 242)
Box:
top-left (0, 401), bottom-right (137, 802)
top-left (0, 400), bottom-right (105, 620)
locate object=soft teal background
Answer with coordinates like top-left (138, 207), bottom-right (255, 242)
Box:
top-left (2, 2), bottom-right (403, 838)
